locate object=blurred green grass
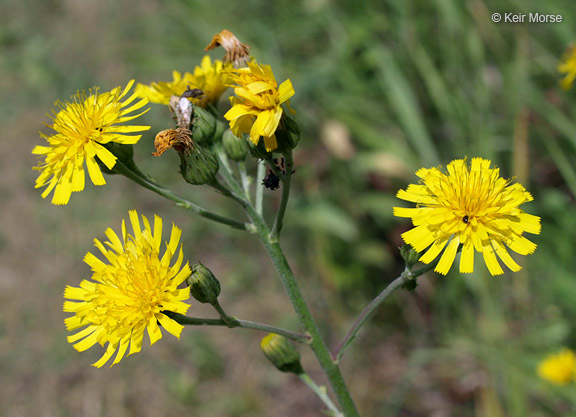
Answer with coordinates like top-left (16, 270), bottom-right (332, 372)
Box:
top-left (2, 0), bottom-right (576, 416)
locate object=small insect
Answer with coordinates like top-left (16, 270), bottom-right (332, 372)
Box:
top-left (169, 96), bottom-right (194, 129)
top-left (262, 169), bottom-right (280, 190)
top-left (181, 86), bottom-right (204, 99)
top-left (262, 158), bottom-right (295, 190)
top-left (462, 215), bottom-right (469, 224)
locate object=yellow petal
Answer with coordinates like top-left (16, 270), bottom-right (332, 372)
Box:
top-left (481, 242), bottom-right (504, 276)
top-left (459, 241), bottom-right (475, 273)
top-left (401, 225), bottom-right (436, 253)
top-left (157, 313), bottom-right (184, 339)
top-left (435, 237), bottom-right (460, 275)
top-left (85, 156), bottom-right (106, 186)
top-left (493, 240), bottom-right (522, 272)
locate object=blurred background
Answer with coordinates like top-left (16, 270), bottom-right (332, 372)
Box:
top-left (2, 0), bottom-right (576, 416)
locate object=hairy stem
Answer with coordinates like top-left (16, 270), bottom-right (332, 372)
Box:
top-left (334, 259), bottom-right (439, 362)
top-left (114, 159), bottom-right (247, 231)
top-left (255, 159), bottom-right (266, 215)
top-left (298, 373), bottom-right (344, 417)
top-left (271, 151), bottom-right (293, 240)
top-left (216, 151), bottom-right (360, 416)
top-left (165, 311), bottom-right (310, 343)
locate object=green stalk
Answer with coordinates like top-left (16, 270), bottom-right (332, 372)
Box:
top-left (333, 276), bottom-right (406, 363)
top-left (165, 311), bottom-right (310, 343)
top-left (255, 159), bottom-right (266, 215)
top-left (211, 299), bottom-right (238, 327)
top-left (334, 260), bottom-right (439, 362)
top-left (298, 373), bottom-right (344, 417)
top-left (213, 152), bottom-right (360, 416)
top-left (247, 205), bottom-right (360, 416)
top-left (238, 160), bottom-right (253, 202)
top-left (113, 159), bottom-right (248, 231)
top-left (270, 151), bottom-right (293, 240)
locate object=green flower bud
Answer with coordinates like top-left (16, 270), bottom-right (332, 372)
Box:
top-left (213, 119), bottom-right (227, 143)
top-left (191, 105), bottom-right (217, 146)
top-left (260, 334), bottom-right (304, 375)
top-left (275, 115), bottom-right (301, 154)
top-left (222, 130), bottom-right (248, 161)
top-left (187, 263), bottom-right (221, 304)
top-left (179, 142), bottom-right (220, 185)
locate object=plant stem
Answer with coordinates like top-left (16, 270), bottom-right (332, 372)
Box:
top-left (253, 212), bottom-right (359, 416)
top-left (216, 148), bottom-right (244, 192)
top-left (255, 159), bottom-right (266, 215)
top-left (114, 159), bottom-right (248, 231)
top-left (211, 299), bottom-right (237, 327)
top-left (334, 259), bottom-right (440, 362)
top-left (238, 160), bottom-right (252, 201)
top-left (333, 275), bottom-right (406, 363)
top-left (270, 151), bottom-right (293, 240)
top-left (217, 152), bottom-right (360, 416)
top-left (165, 311), bottom-right (310, 343)
top-left (298, 373), bottom-right (344, 417)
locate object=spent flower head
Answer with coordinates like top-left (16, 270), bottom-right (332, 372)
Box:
top-left (393, 157), bottom-right (541, 276)
top-left (205, 29), bottom-right (252, 68)
top-left (559, 44), bottom-right (576, 90)
top-left (224, 60), bottom-right (295, 152)
top-left (33, 80), bottom-right (150, 205)
top-left (537, 348), bottom-right (576, 386)
top-left (63, 210), bottom-right (192, 367)
top-left (136, 56), bottom-right (229, 107)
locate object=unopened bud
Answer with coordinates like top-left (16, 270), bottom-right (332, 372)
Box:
top-left (179, 142), bottom-right (220, 185)
top-left (275, 115), bottom-right (301, 154)
top-left (222, 130), bottom-right (248, 161)
top-left (213, 120), bottom-right (227, 143)
top-left (260, 334), bottom-right (304, 375)
top-left (190, 106), bottom-right (217, 145)
top-left (187, 263), bottom-right (221, 304)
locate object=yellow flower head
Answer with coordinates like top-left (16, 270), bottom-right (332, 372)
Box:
top-left (224, 60), bottom-right (295, 152)
top-left (559, 44), bottom-right (576, 90)
top-left (393, 157), bottom-right (541, 276)
top-left (538, 348), bottom-right (576, 386)
top-left (33, 80), bottom-right (150, 205)
top-left (136, 56), bottom-right (229, 107)
top-left (63, 210), bottom-right (192, 367)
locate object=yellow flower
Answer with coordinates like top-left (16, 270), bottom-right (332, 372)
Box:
top-left (224, 60), bottom-right (295, 152)
top-left (136, 56), bottom-right (229, 107)
top-left (559, 45), bottom-right (576, 90)
top-left (538, 348), bottom-right (576, 385)
top-left (32, 80), bottom-right (150, 205)
top-left (63, 210), bottom-right (192, 367)
top-left (393, 157), bottom-right (541, 276)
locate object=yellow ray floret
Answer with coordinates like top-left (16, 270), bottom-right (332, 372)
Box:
top-left (33, 80), bottom-right (150, 205)
top-left (393, 157), bottom-right (541, 276)
top-left (63, 210), bottom-right (192, 367)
